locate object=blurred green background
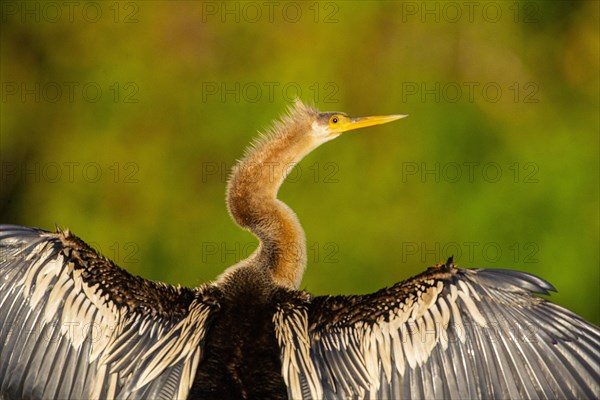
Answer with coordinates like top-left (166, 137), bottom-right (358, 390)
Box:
top-left (1, 1), bottom-right (598, 325)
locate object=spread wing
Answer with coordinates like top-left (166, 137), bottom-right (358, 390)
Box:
top-left (0, 225), bottom-right (220, 399)
top-left (274, 260), bottom-right (600, 399)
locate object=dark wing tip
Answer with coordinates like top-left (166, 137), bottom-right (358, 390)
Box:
top-left (474, 268), bottom-right (557, 295)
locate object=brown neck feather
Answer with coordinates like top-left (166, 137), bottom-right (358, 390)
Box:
top-left (226, 103), bottom-right (319, 289)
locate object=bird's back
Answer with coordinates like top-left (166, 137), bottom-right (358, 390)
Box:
top-left (190, 268), bottom-right (289, 399)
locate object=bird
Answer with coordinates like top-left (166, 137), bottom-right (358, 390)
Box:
top-left (0, 100), bottom-right (598, 400)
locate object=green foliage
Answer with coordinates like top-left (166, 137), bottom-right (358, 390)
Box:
top-left (1, 1), bottom-right (598, 324)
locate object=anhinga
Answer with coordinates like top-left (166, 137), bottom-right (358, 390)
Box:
top-left (0, 100), bottom-right (598, 399)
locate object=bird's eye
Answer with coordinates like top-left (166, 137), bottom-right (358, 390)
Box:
top-left (331, 116), bottom-right (339, 124)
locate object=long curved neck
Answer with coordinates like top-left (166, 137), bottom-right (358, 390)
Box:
top-left (226, 114), bottom-right (319, 289)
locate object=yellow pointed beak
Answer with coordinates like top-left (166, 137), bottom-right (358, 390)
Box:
top-left (332, 114), bottom-right (408, 134)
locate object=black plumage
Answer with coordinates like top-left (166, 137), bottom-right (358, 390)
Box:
top-left (190, 268), bottom-right (289, 399)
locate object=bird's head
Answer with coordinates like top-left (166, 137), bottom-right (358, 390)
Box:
top-left (276, 98), bottom-right (406, 150)
top-left (244, 100), bottom-right (407, 167)
top-left (311, 111), bottom-right (407, 143)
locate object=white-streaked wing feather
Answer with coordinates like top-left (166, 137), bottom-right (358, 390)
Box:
top-left (0, 225), bottom-right (218, 399)
top-left (275, 264), bottom-right (600, 399)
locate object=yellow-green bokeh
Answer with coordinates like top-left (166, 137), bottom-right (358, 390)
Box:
top-left (1, 1), bottom-right (598, 325)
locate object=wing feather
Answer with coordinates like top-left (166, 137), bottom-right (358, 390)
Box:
top-left (0, 224), bottom-right (219, 399)
top-left (275, 262), bottom-right (600, 399)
